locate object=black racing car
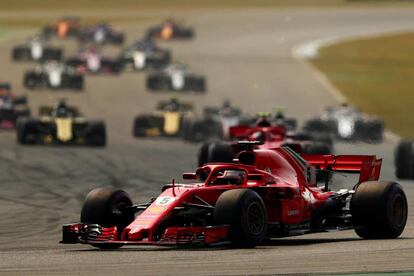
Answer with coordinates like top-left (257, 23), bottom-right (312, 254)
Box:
top-left (78, 24), bottom-right (124, 45)
top-left (24, 62), bottom-right (84, 90)
top-left (17, 100), bottom-right (106, 146)
top-left (0, 83), bottom-right (30, 129)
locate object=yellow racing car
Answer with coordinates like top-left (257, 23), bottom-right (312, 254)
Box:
top-left (17, 100), bottom-right (106, 146)
top-left (133, 98), bottom-right (193, 138)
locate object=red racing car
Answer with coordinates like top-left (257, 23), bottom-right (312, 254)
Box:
top-left (61, 141), bottom-right (407, 249)
top-left (198, 123), bottom-right (333, 167)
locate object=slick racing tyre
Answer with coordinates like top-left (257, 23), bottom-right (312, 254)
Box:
top-left (24, 73), bottom-right (39, 89)
top-left (86, 121), bottom-right (106, 147)
top-left (303, 142), bottom-right (333, 155)
top-left (186, 76), bottom-right (205, 92)
top-left (133, 115), bottom-right (163, 137)
top-left (185, 120), bottom-right (221, 143)
top-left (395, 141), bottom-right (414, 179)
top-left (81, 187), bottom-right (135, 249)
top-left (303, 119), bottom-right (336, 136)
top-left (146, 75), bottom-right (169, 91)
top-left (67, 75), bottom-right (84, 90)
top-left (197, 142), bottom-right (234, 167)
top-left (214, 189), bottom-right (267, 248)
top-left (12, 47), bottom-right (29, 61)
top-left (364, 120), bottom-right (384, 143)
top-left (351, 181), bottom-right (407, 239)
top-left (42, 48), bottom-right (63, 61)
top-left (16, 117), bottom-right (39, 144)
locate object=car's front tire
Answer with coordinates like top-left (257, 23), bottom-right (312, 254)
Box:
top-left (214, 189), bottom-right (267, 248)
top-left (80, 187), bottom-right (135, 249)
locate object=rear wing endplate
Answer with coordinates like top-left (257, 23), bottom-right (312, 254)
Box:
top-left (302, 154), bottom-right (382, 183)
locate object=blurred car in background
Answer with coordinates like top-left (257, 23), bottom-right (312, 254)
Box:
top-left (12, 36), bottom-right (63, 62)
top-left (133, 97), bottom-right (193, 138)
top-left (42, 16), bottom-right (81, 39)
top-left (147, 64), bottom-right (206, 92)
top-left (24, 61), bottom-right (84, 90)
top-left (78, 23), bottom-right (124, 45)
top-left (66, 47), bottom-right (122, 74)
top-left (182, 100), bottom-right (248, 142)
top-left (395, 140), bottom-right (414, 179)
top-left (119, 38), bottom-right (171, 70)
top-left (198, 114), bottom-right (333, 167)
top-left (17, 100), bottom-right (106, 146)
top-left (302, 104), bottom-right (383, 143)
top-left (0, 83), bottom-right (30, 129)
top-left (146, 19), bottom-right (194, 40)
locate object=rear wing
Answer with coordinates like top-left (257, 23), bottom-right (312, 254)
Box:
top-left (302, 154), bottom-right (382, 183)
top-left (156, 101), bottom-right (193, 112)
top-left (39, 106), bottom-right (80, 116)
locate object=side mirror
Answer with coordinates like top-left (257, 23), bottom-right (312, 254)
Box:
top-left (182, 172), bottom-right (197, 180)
top-left (247, 174), bottom-right (263, 181)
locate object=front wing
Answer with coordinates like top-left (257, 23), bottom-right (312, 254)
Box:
top-left (61, 223), bottom-right (228, 247)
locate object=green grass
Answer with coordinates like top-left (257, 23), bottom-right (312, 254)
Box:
top-left (311, 32), bottom-right (414, 137)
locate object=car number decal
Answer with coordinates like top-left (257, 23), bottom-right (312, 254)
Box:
top-left (155, 196), bottom-right (176, 206)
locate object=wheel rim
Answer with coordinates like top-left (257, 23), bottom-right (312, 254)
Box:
top-left (391, 195), bottom-right (407, 228)
top-left (247, 202), bottom-right (265, 235)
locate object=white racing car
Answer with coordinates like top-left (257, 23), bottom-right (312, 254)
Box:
top-left (24, 61), bottom-right (84, 90)
top-left (12, 36), bottom-right (63, 62)
top-left (119, 39), bottom-right (171, 70)
top-left (182, 101), bottom-right (247, 142)
top-left (146, 64), bottom-right (206, 93)
top-left (302, 104), bottom-right (383, 143)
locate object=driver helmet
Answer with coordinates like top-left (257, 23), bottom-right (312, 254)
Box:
top-left (256, 112), bottom-right (271, 127)
top-left (274, 107), bottom-right (285, 120)
top-left (54, 99), bottom-right (70, 117)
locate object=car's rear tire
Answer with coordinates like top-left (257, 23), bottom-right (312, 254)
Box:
top-left (214, 189), bottom-right (267, 248)
top-left (395, 141), bottom-right (413, 179)
top-left (133, 115), bottom-right (163, 137)
top-left (197, 141), bottom-right (234, 166)
top-left (303, 118), bottom-right (336, 136)
top-left (43, 48), bottom-right (63, 61)
top-left (198, 142), bottom-right (210, 167)
top-left (12, 47), bottom-right (29, 61)
top-left (24, 73), bottom-right (38, 89)
top-left (80, 187), bottom-right (135, 249)
top-left (187, 76), bottom-right (205, 92)
top-left (146, 75), bottom-right (168, 91)
top-left (16, 117), bottom-right (39, 144)
top-left (350, 181), bottom-right (407, 239)
top-left (303, 142), bottom-right (333, 155)
top-left (86, 121), bottom-right (106, 147)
